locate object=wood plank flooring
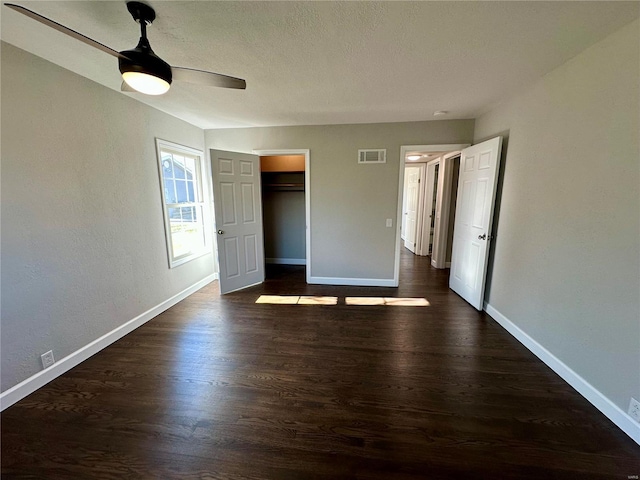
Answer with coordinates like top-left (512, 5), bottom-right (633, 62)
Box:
top-left (2, 250), bottom-right (639, 478)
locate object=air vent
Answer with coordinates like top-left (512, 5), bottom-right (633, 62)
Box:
top-left (358, 149), bottom-right (386, 164)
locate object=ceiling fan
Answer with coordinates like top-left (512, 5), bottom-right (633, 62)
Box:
top-left (5, 2), bottom-right (246, 95)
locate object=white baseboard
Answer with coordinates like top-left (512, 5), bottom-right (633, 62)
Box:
top-left (484, 302), bottom-right (640, 445)
top-left (308, 276), bottom-right (397, 287)
top-left (266, 258), bottom-right (307, 265)
top-left (0, 273), bottom-right (218, 411)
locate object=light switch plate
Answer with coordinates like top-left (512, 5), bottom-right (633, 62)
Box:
top-left (386, 218), bottom-right (393, 227)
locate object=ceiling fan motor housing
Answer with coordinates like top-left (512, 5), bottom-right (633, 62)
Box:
top-left (118, 40), bottom-right (172, 85)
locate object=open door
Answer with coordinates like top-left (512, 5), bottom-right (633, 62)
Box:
top-left (449, 137), bottom-right (502, 310)
top-left (404, 166), bottom-right (421, 253)
top-left (211, 149), bottom-right (265, 294)
top-left (420, 160), bottom-right (439, 257)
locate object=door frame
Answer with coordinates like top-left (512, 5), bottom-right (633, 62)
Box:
top-left (253, 149), bottom-right (311, 283)
top-left (394, 144), bottom-right (470, 285)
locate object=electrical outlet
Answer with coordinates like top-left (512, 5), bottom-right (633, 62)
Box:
top-left (41, 350), bottom-right (55, 369)
top-left (628, 398), bottom-right (640, 423)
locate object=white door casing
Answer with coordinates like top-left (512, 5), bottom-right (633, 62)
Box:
top-left (211, 149), bottom-right (265, 294)
top-left (449, 137), bottom-right (503, 310)
top-left (404, 166), bottom-right (420, 252)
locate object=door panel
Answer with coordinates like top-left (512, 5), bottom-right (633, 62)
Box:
top-left (244, 234), bottom-right (259, 274)
top-left (224, 237), bottom-right (240, 278)
top-left (472, 180), bottom-right (488, 227)
top-left (449, 137), bottom-right (502, 310)
top-left (220, 183), bottom-right (236, 225)
top-left (241, 183), bottom-right (256, 222)
top-left (211, 149), bottom-right (265, 294)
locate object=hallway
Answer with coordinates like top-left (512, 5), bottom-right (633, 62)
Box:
top-left (2, 252), bottom-right (639, 478)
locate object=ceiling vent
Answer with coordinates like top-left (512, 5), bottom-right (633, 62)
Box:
top-left (358, 149), bottom-right (386, 164)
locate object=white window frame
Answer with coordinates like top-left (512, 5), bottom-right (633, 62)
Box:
top-left (155, 139), bottom-right (210, 268)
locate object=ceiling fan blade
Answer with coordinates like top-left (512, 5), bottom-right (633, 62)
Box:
top-left (171, 67), bottom-right (246, 90)
top-left (4, 3), bottom-right (128, 60)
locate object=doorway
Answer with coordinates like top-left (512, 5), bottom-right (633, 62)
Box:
top-left (394, 144), bottom-right (469, 284)
top-left (254, 149), bottom-right (311, 283)
top-left (259, 154), bottom-right (306, 279)
top-left (397, 138), bottom-right (504, 311)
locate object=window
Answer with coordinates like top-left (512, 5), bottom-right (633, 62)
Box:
top-left (156, 139), bottom-right (209, 268)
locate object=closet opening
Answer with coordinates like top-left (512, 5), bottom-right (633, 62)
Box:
top-left (260, 154), bottom-right (307, 279)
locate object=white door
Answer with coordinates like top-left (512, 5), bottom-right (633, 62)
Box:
top-left (404, 166), bottom-right (420, 253)
top-left (401, 168), bottom-right (411, 241)
top-left (421, 160), bottom-right (439, 256)
top-left (211, 149), bottom-right (265, 294)
top-left (449, 137), bottom-right (503, 310)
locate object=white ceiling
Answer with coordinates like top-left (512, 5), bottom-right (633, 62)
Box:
top-left (2, 1), bottom-right (638, 129)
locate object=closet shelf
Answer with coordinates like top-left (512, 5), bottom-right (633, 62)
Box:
top-left (263, 183), bottom-right (304, 191)
top-left (264, 183), bottom-right (304, 188)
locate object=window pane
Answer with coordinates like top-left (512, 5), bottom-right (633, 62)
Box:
top-left (181, 206), bottom-right (194, 222)
top-left (186, 180), bottom-right (195, 202)
top-left (175, 180), bottom-right (188, 203)
top-left (168, 207), bottom-right (181, 221)
top-left (164, 179), bottom-right (176, 203)
top-left (173, 155), bottom-right (186, 179)
top-left (184, 156), bottom-right (196, 181)
top-left (161, 154), bottom-right (174, 179)
top-left (171, 206), bottom-right (204, 258)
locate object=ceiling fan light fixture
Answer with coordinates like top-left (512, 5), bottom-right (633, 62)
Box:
top-left (122, 71), bottom-right (170, 95)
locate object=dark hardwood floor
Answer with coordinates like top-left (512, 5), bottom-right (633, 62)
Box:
top-left (2, 250), bottom-right (639, 479)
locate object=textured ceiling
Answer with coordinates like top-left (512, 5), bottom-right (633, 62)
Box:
top-left (2, 1), bottom-right (638, 129)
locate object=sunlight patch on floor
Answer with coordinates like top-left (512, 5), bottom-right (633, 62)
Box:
top-left (255, 295), bottom-right (429, 306)
top-left (383, 298), bottom-right (430, 306)
top-left (346, 297), bottom-right (430, 306)
top-left (298, 296), bottom-right (338, 305)
top-left (255, 295), bottom-right (300, 304)
top-left (255, 295), bottom-right (338, 305)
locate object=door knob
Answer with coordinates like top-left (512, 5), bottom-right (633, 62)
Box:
top-left (217, 230), bottom-right (224, 235)
top-left (478, 234), bottom-right (486, 240)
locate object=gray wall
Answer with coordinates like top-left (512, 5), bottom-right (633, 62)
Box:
top-left (263, 187), bottom-right (306, 261)
top-left (1, 43), bottom-right (213, 392)
top-left (474, 20), bottom-right (639, 412)
top-left (206, 121), bottom-right (475, 280)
